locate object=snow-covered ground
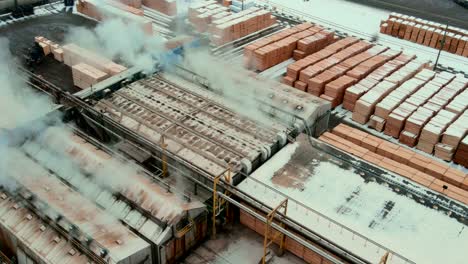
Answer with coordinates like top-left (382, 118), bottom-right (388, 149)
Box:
top-left (258, 0), bottom-right (468, 73)
top-left (183, 224), bottom-right (305, 264)
top-left (238, 136), bottom-right (468, 264)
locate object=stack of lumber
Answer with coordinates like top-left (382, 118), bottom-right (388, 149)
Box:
top-left (284, 37), bottom-right (423, 110)
top-left (319, 124), bottom-right (468, 205)
top-left (454, 136), bottom-right (468, 167)
top-left (62, 44), bottom-right (127, 76)
top-left (379, 12), bottom-right (468, 57)
top-left (189, 2), bottom-right (276, 46)
top-left (77, 0), bottom-right (152, 34)
top-left (188, 1), bottom-right (230, 32)
top-left (143, 0), bottom-right (176, 15)
top-left (35, 36), bottom-right (64, 61)
top-left (435, 111), bottom-right (468, 161)
top-left (351, 59), bottom-right (426, 124)
top-left (416, 110), bottom-right (458, 154)
top-left (72, 63), bottom-right (109, 89)
top-left (115, 0), bottom-right (141, 8)
top-left (245, 23), bottom-right (333, 71)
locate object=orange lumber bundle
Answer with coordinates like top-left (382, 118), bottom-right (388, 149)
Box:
top-left (77, 0), bottom-right (153, 34)
top-left (107, 0), bottom-right (144, 16)
top-left (210, 8), bottom-right (276, 46)
top-left (35, 36), bottom-right (64, 61)
top-left (143, 0), bottom-right (176, 15)
top-left (320, 124), bottom-right (468, 204)
top-left (188, 2), bottom-right (230, 32)
top-left (454, 136), bottom-right (468, 167)
top-left (72, 63), bottom-right (109, 89)
top-left (62, 44), bottom-right (127, 76)
top-left (380, 13), bottom-right (468, 57)
top-left (246, 24), bottom-right (332, 71)
top-left (115, 0), bottom-right (141, 8)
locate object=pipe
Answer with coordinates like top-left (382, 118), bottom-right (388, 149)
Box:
top-left (217, 192), bottom-right (347, 264)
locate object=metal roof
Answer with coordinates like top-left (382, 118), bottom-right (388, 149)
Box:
top-left (93, 74), bottom-right (288, 178)
top-left (0, 192), bottom-right (95, 264)
top-left (4, 149), bottom-right (150, 263)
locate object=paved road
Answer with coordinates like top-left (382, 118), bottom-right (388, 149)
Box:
top-left (348, 0), bottom-right (468, 29)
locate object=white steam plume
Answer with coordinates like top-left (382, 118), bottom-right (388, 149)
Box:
top-left (65, 18), bottom-right (166, 72)
top-left (0, 37), bottom-right (184, 225)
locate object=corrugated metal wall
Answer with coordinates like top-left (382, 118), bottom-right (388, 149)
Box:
top-left (239, 206), bottom-right (341, 264)
top-left (162, 213), bottom-right (207, 264)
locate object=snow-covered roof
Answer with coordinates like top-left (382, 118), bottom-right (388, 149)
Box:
top-left (238, 134), bottom-right (468, 263)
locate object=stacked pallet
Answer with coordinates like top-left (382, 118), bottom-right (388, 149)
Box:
top-left (417, 110), bottom-right (458, 153)
top-left (352, 59), bottom-right (426, 124)
top-left (72, 63), bottom-right (109, 89)
top-left (77, 0), bottom-right (152, 34)
top-left (189, 4), bottom-right (276, 46)
top-left (319, 124), bottom-right (468, 205)
top-left (286, 37), bottom-right (358, 84)
top-left (107, 0), bottom-right (144, 16)
top-left (342, 54), bottom-right (414, 111)
top-left (454, 136), bottom-right (468, 167)
top-left (143, 0), bottom-right (176, 15)
top-left (115, 0), bottom-right (141, 8)
top-left (211, 7), bottom-right (276, 46)
top-left (373, 69), bottom-right (434, 121)
top-left (245, 23), bottom-right (333, 71)
top-left (396, 74), bottom-right (465, 149)
top-left (62, 44), bottom-right (127, 76)
top-left (379, 13), bottom-right (468, 57)
top-left (35, 36), bottom-right (64, 61)
top-left (188, 1), bottom-right (230, 32)
top-left (285, 39), bottom-right (401, 97)
top-left (437, 111), bottom-right (468, 161)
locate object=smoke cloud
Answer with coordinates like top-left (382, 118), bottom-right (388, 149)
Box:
top-left (0, 37), bottom-right (183, 227)
top-left (65, 18), bottom-right (166, 72)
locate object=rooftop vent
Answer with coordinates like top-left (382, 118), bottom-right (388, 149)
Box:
top-left (115, 239), bottom-right (123, 245)
top-left (68, 249), bottom-right (76, 256)
top-left (39, 225), bottom-right (46, 232)
top-left (53, 236), bottom-right (61, 243)
top-left (12, 204), bottom-right (19, 210)
top-left (25, 214), bottom-right (33, 221)
top-left (0, 193), bottom-right (7, 200)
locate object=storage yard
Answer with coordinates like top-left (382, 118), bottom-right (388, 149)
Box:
top-left (0, 0), bottom-right (467, 264)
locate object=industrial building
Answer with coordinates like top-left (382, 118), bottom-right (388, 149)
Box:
top-left (0, 0), bottom-right (467, 264)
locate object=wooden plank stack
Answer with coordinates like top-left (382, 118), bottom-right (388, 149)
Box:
top-left (115, 0), bottom-right (141, 8)
top-left (454, 136), bottom-right (468, 167)
top-left (417, 109), bottom-right (458, 154)
top-left (72, 63), bottom-right (109, 89)
top-left (188, 1), bottom-right (230, 32)
top-left (244, 23), bottom-right (333, 71)
top-left (62, 44), bottom-right (127, 76)
top-left (379, 12), bottom-right (468, 57)
top-left (319, 124), bottom-right (468, 204)
top-left (143, 0), bottom-right (176, 15)
top-left (35, 36), bottom-right (64, 61)
top-left (189, 2), bottom-right (276, 46)
top-left (77, 0), bottom-right (152, 34)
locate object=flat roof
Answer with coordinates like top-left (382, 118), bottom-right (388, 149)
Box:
top-left (0, 192), bottom-right (95, 264)
top-left (238, 134), bottom-right (468, 264)
top-left (93, 74), bottom-right (287, 178)
top-left (5, 148), bottom-right (150, 263)
top-left (33, 126), bottom-right (205, 225)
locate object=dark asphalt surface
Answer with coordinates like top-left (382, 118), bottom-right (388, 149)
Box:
top-left (0, 12), bottom-right (97, 93)
top-left (348, 0), bottom-right (468, 29)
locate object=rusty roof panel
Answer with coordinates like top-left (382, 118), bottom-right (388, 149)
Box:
top-left (4, 149), bottom-right (150, 263)
top-left (0, 193), bottom-right (95, 264)
top-left (94, 74), bottom-right (288, 178)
